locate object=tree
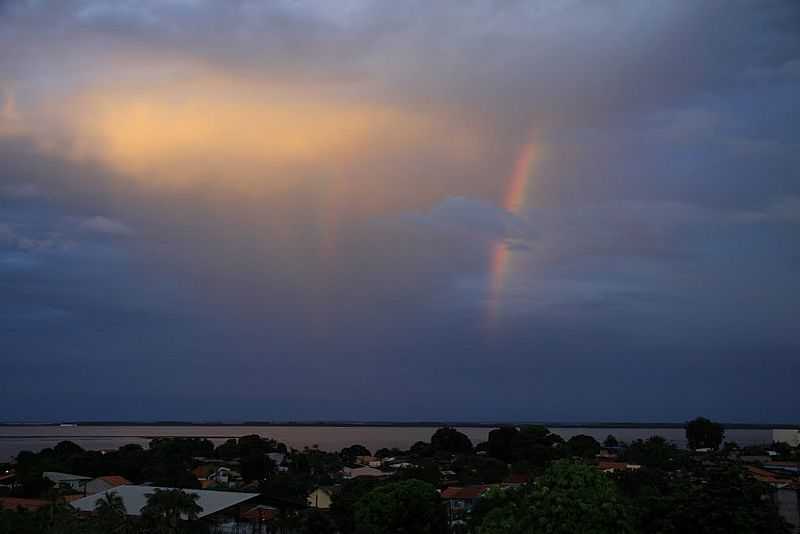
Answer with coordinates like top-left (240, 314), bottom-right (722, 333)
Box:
top-left (354, 479), bottom-right (447, 534)
top-left (430, 427), bottom-right (473, 455)
top-left (452, 456), bottom-right (508, 485)
top-left (241, 453), bottom-right (274, 482)
top-left (141, 488), bottom-right (202, 534)
top-left (653, 465), bottom-right (791, 533)
top-left (604, 434), bottom-right (619, 448)
top-left (95, 491), bottom-right (128, 530)
top-left (685, 417), bottom-right (725, 450)
top-left (565, 434), bottom-right (601, 458)
top-left (487, 426), bottom-right (519, 463)
top-left (479, 460), bottom-right (634, 534)
top-left (621, 436), bottom-right (687, 470)
top-left (330, 477), bottom-right (384, 534)
top-left (341, 444), bottom-right (372, 463)
top-left (300, 508), bottom-right (337, 534)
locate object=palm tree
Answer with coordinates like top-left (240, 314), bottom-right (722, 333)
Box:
top-left (95, 491), bottom-right (128, 530)
top-left (142, 488), bottom-right (203, 534)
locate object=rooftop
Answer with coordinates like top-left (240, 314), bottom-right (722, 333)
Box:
top-left (70, 485), bottom-right (259, 518)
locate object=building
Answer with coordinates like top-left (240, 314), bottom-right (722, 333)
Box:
top-left (84, 475), bottom-right (131, 495)
top-left (355, 455), bottom-right (382, 468)
top-left (70, 485), bottom-right (260, 528)
top-left (441, 485), bottom-right (492, 521)
top-left (342, 466), bottom-right (389, 479)
top-left (596, 461), bottom-right (642, 473)
top-left (773, 429), bottom-right (800, 447)
top-left (43, 472), bottom-right (91, 492)
top-left (192, 465), bottom-right (242, 488)
top-left (308, 487), bottom-right (334, 510)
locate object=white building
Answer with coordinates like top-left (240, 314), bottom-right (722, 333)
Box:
top-left (43, 472), bottom-right (91, 492)
top-left (773, 429), bottom-right (800, 447)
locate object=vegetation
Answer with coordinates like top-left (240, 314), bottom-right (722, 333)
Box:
top-left (685, 417), bottom-right (725, 451)
top-left (353, 479), bottom-right (447, 534)
top-left (477, 461), bottom-right (634, 534)
top-left (2, 417), bottom-right (795, 534)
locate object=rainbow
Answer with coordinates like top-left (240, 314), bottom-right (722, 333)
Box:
top-left (486, 140), bottom-right (538, 327)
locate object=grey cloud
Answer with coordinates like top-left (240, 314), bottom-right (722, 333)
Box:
top-left (1, 1), bottom-right (799, 421)
top-left (79, 215), bottom-right (134, 236)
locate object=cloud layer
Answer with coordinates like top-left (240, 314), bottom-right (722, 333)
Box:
top-left (1, 0), bottom-right (798, 422)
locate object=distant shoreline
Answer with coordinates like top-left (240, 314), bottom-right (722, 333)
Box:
top-left (1, 421), bottom-right (798, 429)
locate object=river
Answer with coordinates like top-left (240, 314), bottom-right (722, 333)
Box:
top-left (0, 425), bottom-right (783, 461)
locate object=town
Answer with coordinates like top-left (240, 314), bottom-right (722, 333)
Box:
top-left (0, 418), bottom-right (797, 533)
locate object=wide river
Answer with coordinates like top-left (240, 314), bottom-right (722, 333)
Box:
top-left (0, 425), bottom-right (782, 462)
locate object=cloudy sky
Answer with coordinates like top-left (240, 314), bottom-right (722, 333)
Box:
top-left (1, 0), bottom-right (798, 422)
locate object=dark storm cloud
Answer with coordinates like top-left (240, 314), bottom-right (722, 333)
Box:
top-left (0, 1), bottom-right (798, 422)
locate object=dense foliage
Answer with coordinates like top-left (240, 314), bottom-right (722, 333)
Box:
top-left (353, 479), bottom-right (447, 534)
top-left (477, 461), bottom-right (635, 534)
top-left (2, 418), bottom-right (795, 534)
top-left (685, 417), bottom-right (725, 450)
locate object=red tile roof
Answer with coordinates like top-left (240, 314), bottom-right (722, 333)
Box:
top-left (441, 485), bottom-right (491, 500)
top-left (98, 475), bottom-right (130, 487)
top-left (506, 473), bottom-right (530, 484)
top-left (597, 461), bottom-right (631, 471)
top-left (0, 498), bottom-right (49, 511)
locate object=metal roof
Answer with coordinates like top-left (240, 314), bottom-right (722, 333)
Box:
top-left (70, 485), bottom-right (259, 518)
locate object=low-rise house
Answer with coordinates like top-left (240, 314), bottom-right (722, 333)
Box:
top-left (441, 485), bottom-right (492, 520)
top-left (84, 475), bottom-right (131, 495)
top-left (355, 455), bottom-right (381, 468)
top-left (192, 465), bottom-right (242, 488)
top-left (0, 469), bottom-right (15, 489)
top-left (43, 472), bottom-right (91, 492)
top-left (342, 466), bottom-right (390, 479)
top-left (596, 461), bottom-right (641, 473)
top-left (308, 486), bottom-right (335, 510)
top-left (70, 485), bottom-right (260, 529)
top-left (267, 452), bottom-right (288, 472)
top-left (387, 462), bottom-right (416, 470)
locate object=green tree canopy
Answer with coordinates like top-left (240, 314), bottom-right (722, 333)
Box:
top-left (354, 479), bottom-right (447, 534)
top-left (685, 417), bottom-right (725, 450)
top-left (430, 427), bottom-right (473, 455)
top-left (480, 460), bottom-right (634, 534)
top-left (141, 488), bottom-right (202, 534)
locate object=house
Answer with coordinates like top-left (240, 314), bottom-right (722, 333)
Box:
top-left (267, 452), bottom-right (288, 472)
top-left (441, 485), bottom-right (492, 520)
top-left (192, 465), bottom-right (242, 488)
top-left (387, 462), bottom-right (416, 470)
top-left (43, 471), bottom-right (91, 491)
top-left (70, 485), bottom-right (260, 523)
top-left (342, 466), bottom-right (389, 479)
top-left (355, 456), bottom-right (382, 468)
top-left (596, 461), bottom-right (641, 473)
top-left (0, 469), bottom-right (15, 489)
top-left (84, 475), bottom-right (131, 495)
top-left (308, 487), bottom-right (335, 510)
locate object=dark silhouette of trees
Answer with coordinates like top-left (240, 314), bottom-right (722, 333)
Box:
top-left (353, 479), bottom-right (447, 534)
top-left (686, 417), bottom-right (725, 450)
top-left (565, 434), bottom-right (601, 458)
top-left (479, 460), bottom-right (634, 534)
top-left (141, 488), bottom-right (202, 534)
top-left (430, 427), bottom-right (473, 455)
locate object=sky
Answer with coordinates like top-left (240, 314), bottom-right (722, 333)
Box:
top-left (1, 0), bottom-right (798, 423)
